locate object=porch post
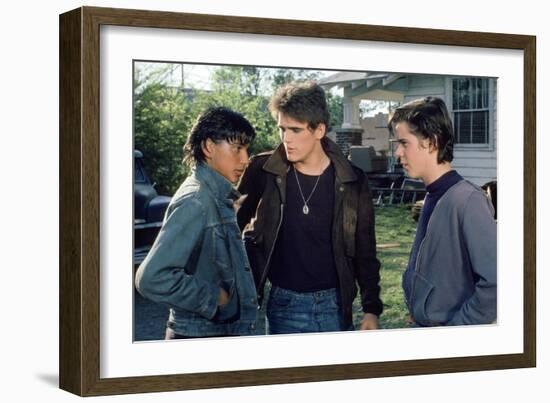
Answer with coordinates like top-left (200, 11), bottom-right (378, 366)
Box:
top-left (336, 97), bottom-right (363, 156)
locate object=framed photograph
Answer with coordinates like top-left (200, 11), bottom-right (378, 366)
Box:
top-left (59, 6), bottom-right (536, 396)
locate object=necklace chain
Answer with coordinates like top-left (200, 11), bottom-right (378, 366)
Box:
top-left (293, 165), bottom-right (322, 215)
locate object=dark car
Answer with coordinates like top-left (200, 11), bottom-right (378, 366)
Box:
top-left (134, 150), bottom-right (171, 265)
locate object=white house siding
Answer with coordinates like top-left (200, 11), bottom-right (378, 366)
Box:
top-left (322, 73), bottom-right (498, 186)
top-left (402, 75), bottom-right (446, 102)
top-left (493, 78), bottom-right (498, 173)
top-left (450, 79), bottom-right (498, 186)
top-left (399, 76), bottom-right (498, 186)
top-left (452, 151), bottom-right (497, 186)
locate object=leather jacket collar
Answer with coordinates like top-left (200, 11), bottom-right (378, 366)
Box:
top-left (262, 138), bottom-right (358, 183)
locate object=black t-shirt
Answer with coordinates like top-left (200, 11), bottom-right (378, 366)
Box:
top-left (269, 163), bottom-right (339, 292)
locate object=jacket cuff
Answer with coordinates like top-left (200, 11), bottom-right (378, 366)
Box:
top-left (363, 301), bottom-right (383, 317)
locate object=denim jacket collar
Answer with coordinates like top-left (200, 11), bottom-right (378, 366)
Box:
top-left (195, 163), bottom-right (240, 202)
top-left (262, 137), bottom-right (357, 183)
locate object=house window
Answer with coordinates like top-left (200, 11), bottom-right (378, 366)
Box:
top-left (452, 78), bottom-right (490, 145)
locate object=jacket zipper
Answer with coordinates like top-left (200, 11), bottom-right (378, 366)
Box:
top-left (409, 198), bottom-right (441, 312)
top-left (258, 203), bottom-right (284, 292)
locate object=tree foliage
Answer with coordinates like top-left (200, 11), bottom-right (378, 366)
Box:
top-left (190, 66), bottom-right (280, 157)
top-left (134, 83), bottom-right (192, 195)
top-left (326, 91), bottom-right (343, 130)
top-left (133, 64), bottom-right (344, 195)
top-left (269, 68), bottom-right (343, 130)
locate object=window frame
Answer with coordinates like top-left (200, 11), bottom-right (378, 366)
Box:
top-left (445, 76), bottom-right (495, 150)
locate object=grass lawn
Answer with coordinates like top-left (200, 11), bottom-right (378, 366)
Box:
top-left (352, 205), bottom-right (416, 329)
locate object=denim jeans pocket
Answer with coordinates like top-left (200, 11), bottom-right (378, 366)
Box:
top-left (268, 288), bottom-right (293, 309)
top-left (266, 288), bottom-right (343, 334)
top-left (327, 292), bottom-right (340, 311)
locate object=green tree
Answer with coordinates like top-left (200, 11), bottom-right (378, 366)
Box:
top-left (193, 66), bottom-right (280, 156)
top-left (269, 68), bottom-right (343, 130)
top-left (326, 91), bottom-right (343, 130)
top-left (269, 68), bottom-right (321, 90)
top-left (133, 64), bottom-right (345, 194)
top-left (134, 81), bottom-right (192, 195)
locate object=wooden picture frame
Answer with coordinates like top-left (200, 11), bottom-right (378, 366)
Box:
top-left (59, 6), bottom-right (536, 396)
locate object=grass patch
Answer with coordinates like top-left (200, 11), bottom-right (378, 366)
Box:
top-left (353, 205), bottom-right (416, 329)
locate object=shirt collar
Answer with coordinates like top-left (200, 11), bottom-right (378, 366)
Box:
top-left (262, 137), bottom-right (357, 183)
top-left (195, 163), bottom-right (241, 201)
top-left (426, 170), bottom-right (462, 195)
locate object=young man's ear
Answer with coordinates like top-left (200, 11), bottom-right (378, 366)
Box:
top-left (314, 123), bottom-right (326, 139)
top-left (428, 138), bottom-right (439, 154)
top-left (201, 138), bottom-right (215, 160)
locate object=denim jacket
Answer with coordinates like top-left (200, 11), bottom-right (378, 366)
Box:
top-left (135, 163), bottom-right (258, 336)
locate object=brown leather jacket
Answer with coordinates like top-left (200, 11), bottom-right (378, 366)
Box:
top-left (237, 139), bottom-right (382, 328)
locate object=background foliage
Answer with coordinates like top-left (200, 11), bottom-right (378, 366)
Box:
top-left (357, 205), bottom-right (415, 329)
top-left (134, 64), bottom-right (343, 195)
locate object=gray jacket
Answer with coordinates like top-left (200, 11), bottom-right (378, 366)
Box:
top-left (135, 163), bottom-right (258, 336)
top-left (407, 180), bottom-right (497, 326)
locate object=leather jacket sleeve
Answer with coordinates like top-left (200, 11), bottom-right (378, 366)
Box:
top-left (237, 155), bottom-right (267, 231)
top-left (354, 171), bottom-right (383, 316)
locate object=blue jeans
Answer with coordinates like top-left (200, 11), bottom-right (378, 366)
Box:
top-left (266, 286), bottom-right (354, 334)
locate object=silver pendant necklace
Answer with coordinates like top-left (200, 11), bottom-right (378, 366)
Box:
top-left (293, 165), bottom-right (322, 215)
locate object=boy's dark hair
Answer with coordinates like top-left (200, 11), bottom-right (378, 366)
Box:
top-left (269, 81), bottom-right (331, 133)
top-left (389, 96), bottom-right (455, 163)
top-left (183, 106), bottom-right (256, 166)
